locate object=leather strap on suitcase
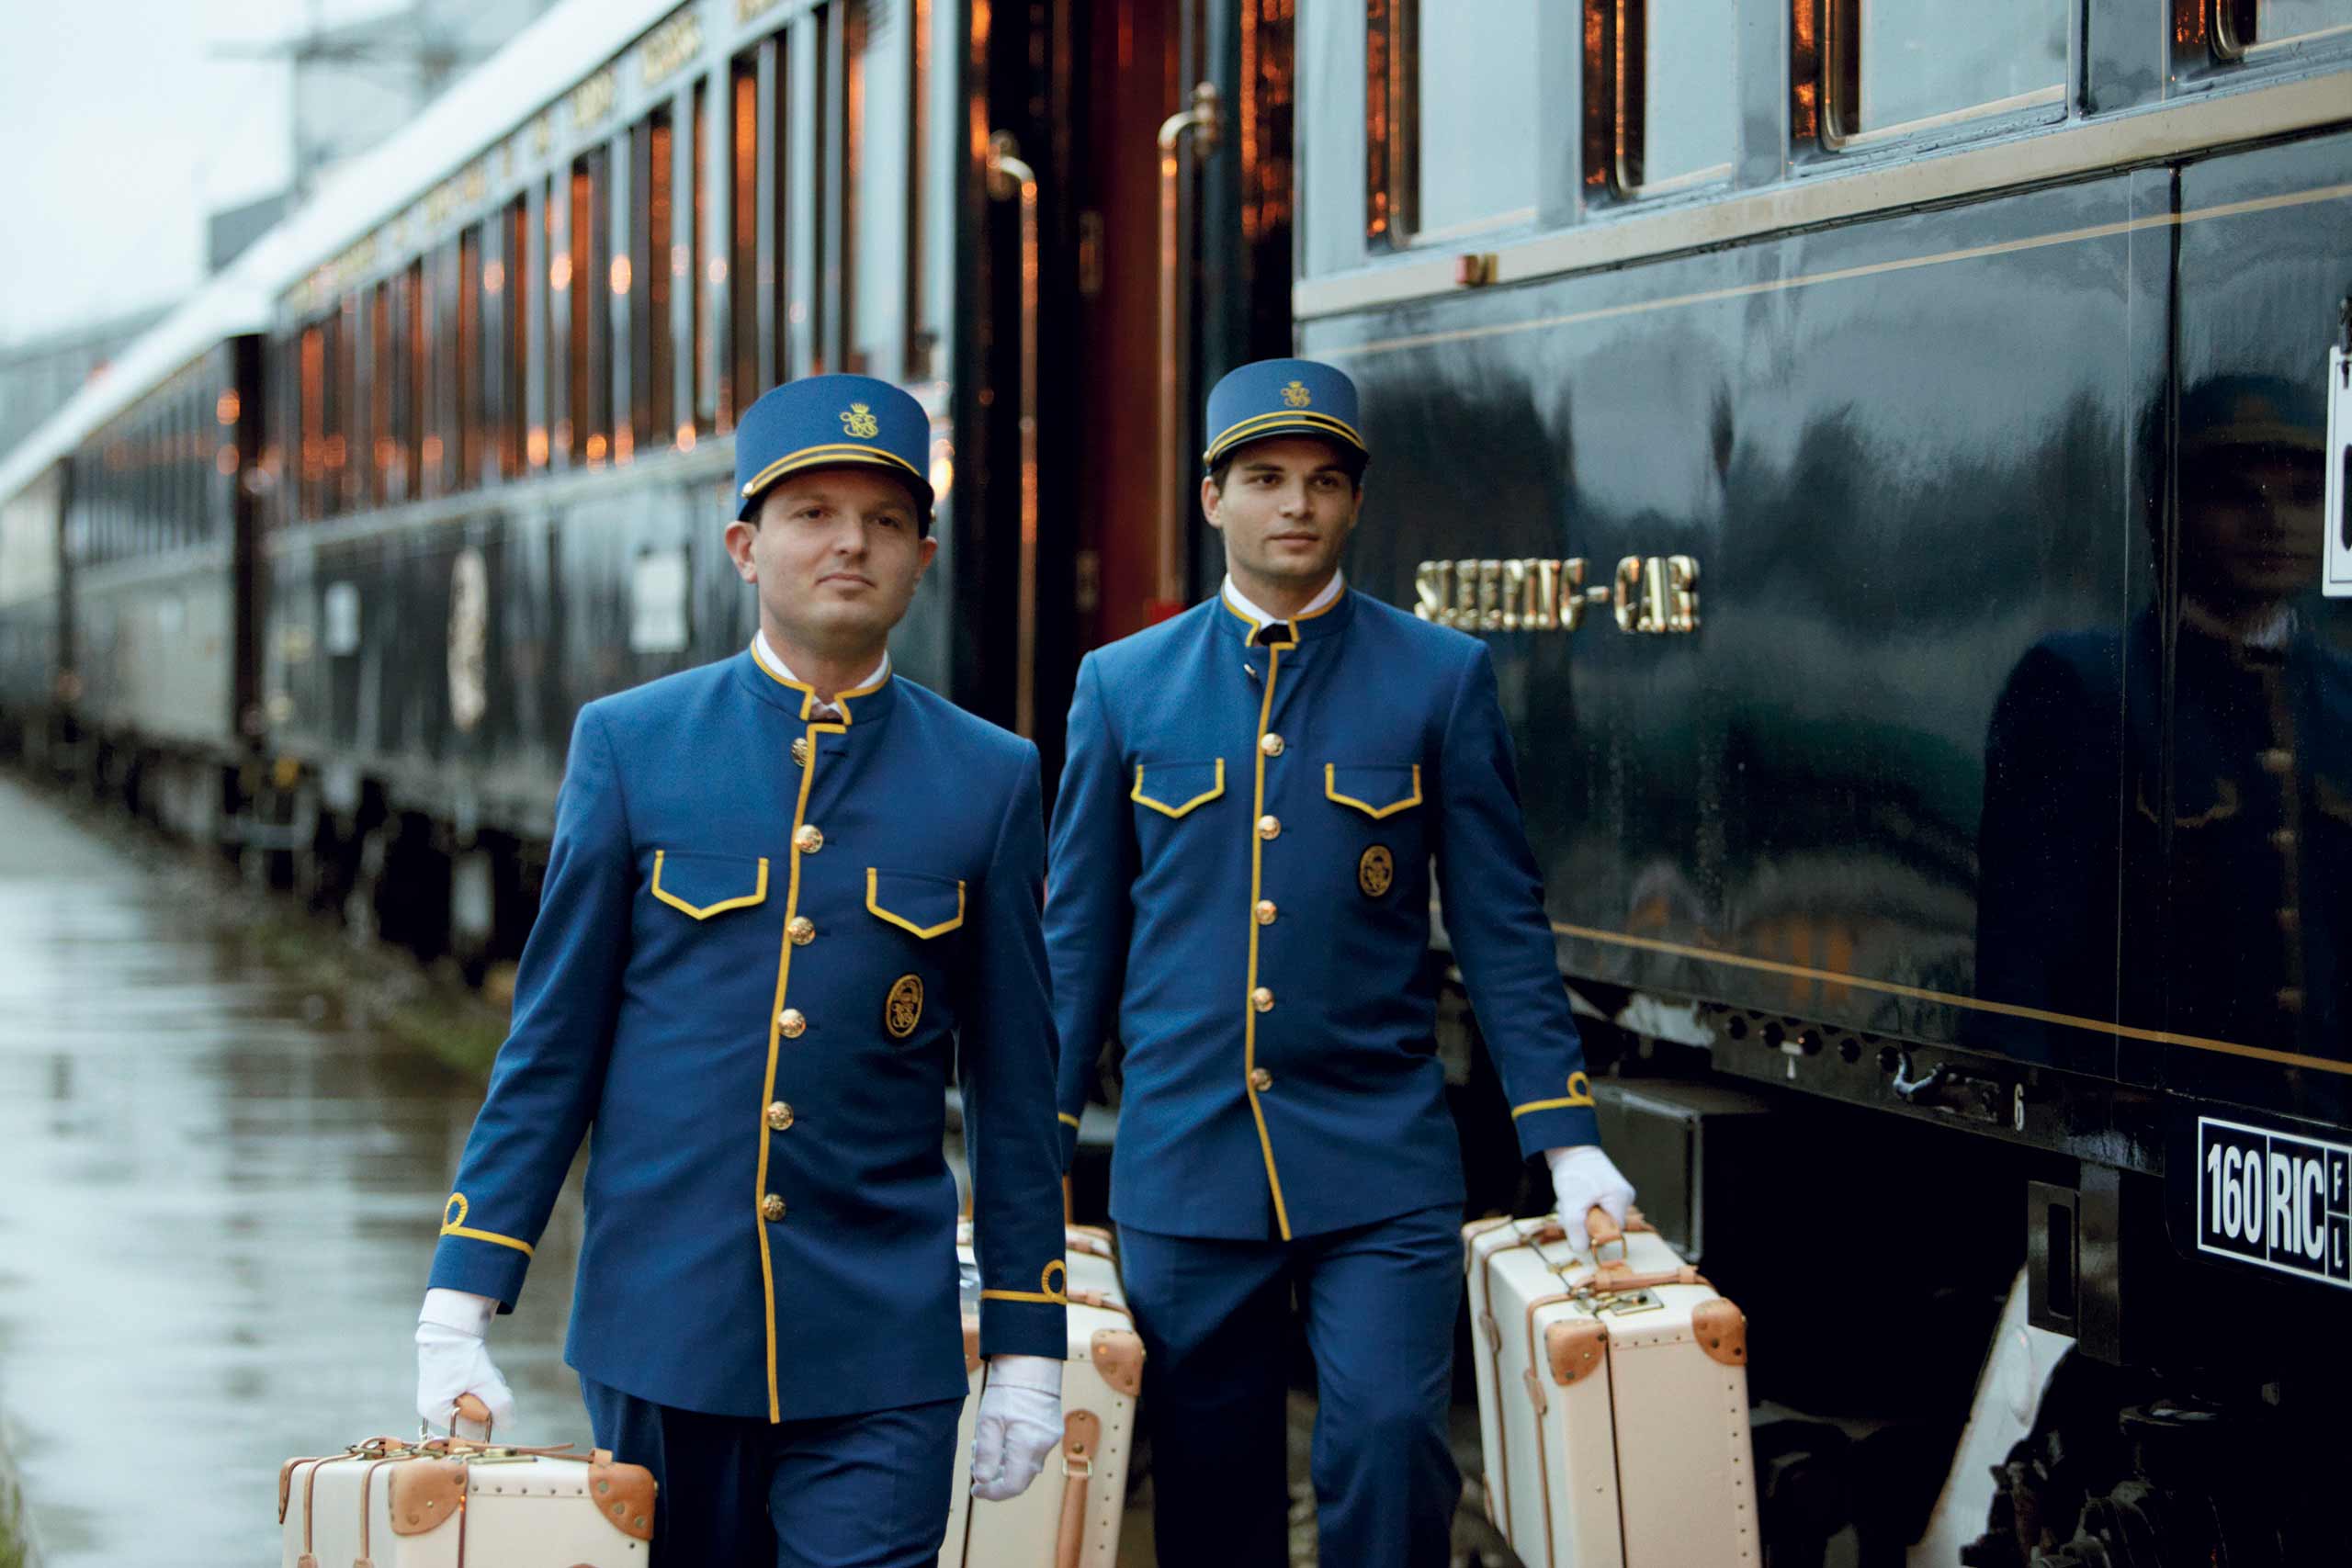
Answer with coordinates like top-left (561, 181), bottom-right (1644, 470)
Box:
top-left (1055, 1410), bottom-right (1102, 1568)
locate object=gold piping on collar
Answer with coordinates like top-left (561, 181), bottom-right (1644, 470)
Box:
top-left (1218, 588), bottom-right (1343, 649)
top-left (749, 639), bottom-right (892, 723)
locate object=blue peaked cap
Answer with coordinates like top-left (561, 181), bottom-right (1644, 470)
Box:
top-left (734, 373), bottom-right (934, 525)
top-left (1202, 357), bottom-right (1369, 471)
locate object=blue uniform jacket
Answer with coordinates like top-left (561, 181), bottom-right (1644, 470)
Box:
top-left (429, 650), bottom-right (1067, 1422)
top-left (1047, 590), bottom-right (1600, 1240)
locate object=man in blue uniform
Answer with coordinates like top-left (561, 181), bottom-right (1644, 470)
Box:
top-left (1046, 358), bottom-right (1637, 1566)
top-left (412, 375), bottom-right (1068, 1565)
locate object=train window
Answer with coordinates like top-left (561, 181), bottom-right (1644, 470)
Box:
top-left (1370, 0), bottom-right (1543, 245)
top-left (691, 76), bottom-right (712, 436)
top-left (570, 147), bottom-right (614, 466)
top-left (300, 322), bottom-right (325, 521)
top-left (425, 247), bottom-right (447, 493)
top-left (458, 226), bottom-right (483, 487)
top-left (814, 2), bottom-right (850, 372)
top-left (502, 196), bottom-right (530, 479)
top-left (547, 177), bottom-right (569, 464)
top-left (2210, 0), bottom-right (2352, 58)
top-left (367, 283), bottom-right (391, 506)
top-left (629, 108), bottom-right (676, 455)
top-left (1594, 1), bottom-right (1737, 197)
top-left (727, 52), bottom-right (760, 425)
top-left (400, 260), bottom-right (427, 500)
top-left (1818, 0), bottom-right (2067, 148)
top-left (329, 299), bottom-right (356, 516)
top-left (847, 0), bottom-right (907, 377)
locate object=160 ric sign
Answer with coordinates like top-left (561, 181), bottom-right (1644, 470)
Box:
top-left (2197, 1116), bottom-right (2351, 1289)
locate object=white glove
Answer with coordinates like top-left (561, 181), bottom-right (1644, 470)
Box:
top-left (969, 1354), bottom-right (1062, 1502)
top-left (1546, 1145), bottom-right (1636, 1254)
top-left (415, 1288), bottom-right (516, 1440)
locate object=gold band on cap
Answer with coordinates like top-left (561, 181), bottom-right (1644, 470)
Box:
top-left (740, 442), bottom-right (926, 499)
top-left (1203, 409), bottom-right (1367, 465)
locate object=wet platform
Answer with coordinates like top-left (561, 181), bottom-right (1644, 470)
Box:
top-left (0, 774), bottom-right (1510, 1566)
top-left (0, 775), bottom-right (586, 1565)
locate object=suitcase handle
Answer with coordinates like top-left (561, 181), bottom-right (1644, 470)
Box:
top-left (1513, 1210), bottom-right (1629, 1261)
top-left (418, 1391), bottom-right (495, 1445)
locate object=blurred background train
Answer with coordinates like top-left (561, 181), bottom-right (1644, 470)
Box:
top-left (4, 2), bottom-right (2349, 1562)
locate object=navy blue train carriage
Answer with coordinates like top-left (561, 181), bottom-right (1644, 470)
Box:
top-left (1, 3), bottom-right (2348, 1560)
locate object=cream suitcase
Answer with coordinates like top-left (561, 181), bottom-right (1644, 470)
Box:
top-left (1464, 1211), bottom-right (1757, 1568)
top-left (942, 1221), bottom-right (1143, 1567)
top-left (279, 1433), bottom-right (654, 1566)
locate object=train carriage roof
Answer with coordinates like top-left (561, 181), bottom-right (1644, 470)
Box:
top-left (0, 0), bottom-right (677, 511)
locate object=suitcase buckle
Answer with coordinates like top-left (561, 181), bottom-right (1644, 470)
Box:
top-left (1595, 1289), bottom-right (1662, 1317)
top-left (1062, 1455), bottom-right (1095, 1479)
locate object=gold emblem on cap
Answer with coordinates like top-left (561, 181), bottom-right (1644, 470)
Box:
top-left (841, 401), bottom-right (880, 437)
top-left (1359, 844), bottom-right (1394, 898)
top-left (1281, 379), bottom-right (1312, 409)
top-left (886, 974), bottom-right (924, 1039)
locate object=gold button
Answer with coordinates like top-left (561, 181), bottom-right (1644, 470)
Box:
top-left (1255, 899), bottom-right (1277, 925)
top-left (2278, 987), bottom-right (2305, 1012)
top-left (1249, 1067), bottom-right (1272, 1092)
top-left (788, 916), bottom-right (815, 945)
top-left (794, 824), bottom-right (824, 853)
top-left (760, 1194), bottom-right (786, 1223)
top-left (1257, 815), bottom-right (1281, 840)
top-left (1261, 732), bottom-right (1284, 757)
top-left (778, 1009), bottom-right (806, 1038)
top-left (766, 1101), bottom-right (795, 1131)
top-left (2272, 829), bottom-right (2298, 852)
top-left (2278, 908), bottom-right (2301, 933)
top-left (790, 738), bottom-right (810, 768)
top-left (2260, 749), bottom-right (2292, 774)
top-left (1251, 986), bottom-right (1274, 1012)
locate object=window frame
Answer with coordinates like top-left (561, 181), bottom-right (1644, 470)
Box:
top-left (457, 223), bottom-right (484, 486)
top-left (2210, 0), bottom-right (2352, 62)
top-left (1365, 0), bottom-right (1548, 251)
top-left (1585, 0), bottom-right (1740, 203)
top-left (1810, 0), bottom-right (2073, 156)
top-left (567, 147), bottom-right (614, 467)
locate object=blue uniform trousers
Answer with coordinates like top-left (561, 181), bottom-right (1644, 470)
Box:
top-left (580, 1377), bottom-right (960, 1568)
top-left (1117, 1203), bottom-right (1463, 1568)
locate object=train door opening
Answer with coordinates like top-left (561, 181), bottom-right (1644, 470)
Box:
top-left (1025, 1), bottom-right (1295, 735)
top-left (1069, 0), bottom-right (1186, 655)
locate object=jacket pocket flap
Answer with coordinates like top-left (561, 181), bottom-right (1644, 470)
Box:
top-left (650, 850), bottom-right (771, 919)
top-left (866, 868), bottom-right (967, 938)
top-left (1325, 763), bottom-right (1423, 818)
top-left (1131, 759), bottom-right (1227, 818)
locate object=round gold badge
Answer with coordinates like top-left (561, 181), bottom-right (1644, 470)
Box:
top-left (886, 974), bottom-right (924, 1038)
top-left (1359, 844), bottom-right (1394, 898)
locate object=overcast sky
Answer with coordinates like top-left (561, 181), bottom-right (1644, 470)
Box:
top-left (0, 2), bottom-right (435, 346)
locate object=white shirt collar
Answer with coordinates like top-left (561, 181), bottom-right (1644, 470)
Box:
top-left (1220, 570), bottom-right (1345, 632)
top-left (751, 630), bottom-right (890, 716)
